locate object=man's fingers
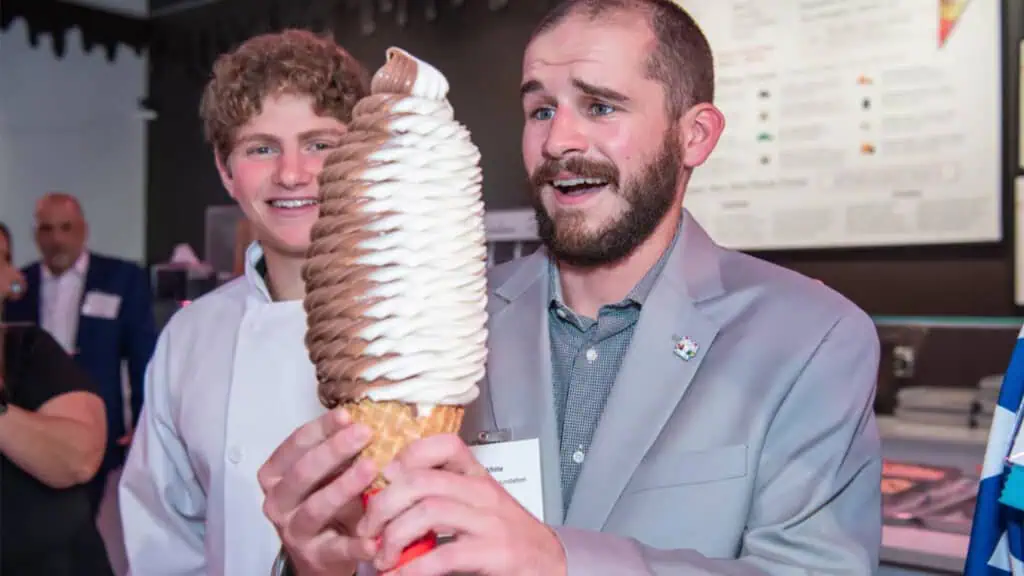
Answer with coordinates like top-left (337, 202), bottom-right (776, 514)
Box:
top-left (360, 469), bottom-right (488, 537)
top-left (290, 529), bottom-right (377, 572)
top-left (333, 494), bottom-right (366, 534)
top-left (288, 457), bottom-right (377, 539)
top-left (375, 498), bottom-right (484, 571)
top-left (266, 423), bottom-right (372, 518)
top-left (390, 434), bottom-right (487, 478)
top-left (389, 538), bottom-right (490, 576)
top-left (258, 408), bottom-right (352, 488)
top-left (309, 529), bottom-right (378, 566)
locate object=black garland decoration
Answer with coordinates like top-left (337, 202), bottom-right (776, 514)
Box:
top-left (0, 0), bottom-right (150, 61)
top-left (1, 0), bottom-right (529, 75)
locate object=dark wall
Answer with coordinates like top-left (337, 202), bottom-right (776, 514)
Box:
top-left (146, 0), bottom-right (1024, 317)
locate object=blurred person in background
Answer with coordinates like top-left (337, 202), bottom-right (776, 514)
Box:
top-left (0, 222), bottom-right (13, 264)
top-left (0, 223), bottom-right (26, 311)
top-left (2, 193), bottom-right (158, 518)
top-left (0, 234), bottom-right (114, 576)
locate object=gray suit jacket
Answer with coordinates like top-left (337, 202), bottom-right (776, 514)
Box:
top-left (461, 210), bottom-right (882, 575)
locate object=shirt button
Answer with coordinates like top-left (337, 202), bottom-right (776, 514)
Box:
top-left (572, 449), bottom-right (585, 464)
top-left (585, 348), bottom-right (598, 363)
top-left (556, 308), bottom-right (567, 319)
top-left (227, 446), bottom-right (243, 464)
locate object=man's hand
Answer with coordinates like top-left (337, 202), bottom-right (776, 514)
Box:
top-left (358, 434), bottom-right (567, 576)
top-left (0, 263), bottom-right (25, 302)
top-left (258, 408), bottom-right (380, 575)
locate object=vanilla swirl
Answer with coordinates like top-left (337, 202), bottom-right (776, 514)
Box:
top-left (304, 48), bottom-right (487, 410)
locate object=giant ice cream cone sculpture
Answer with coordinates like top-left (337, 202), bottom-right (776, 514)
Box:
top-left (302, 47), bottom-right (487, 568)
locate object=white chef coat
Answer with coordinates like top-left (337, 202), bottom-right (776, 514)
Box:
top-left (118, 243), bottom-right (328, 576)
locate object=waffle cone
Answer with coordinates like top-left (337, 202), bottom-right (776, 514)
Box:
top-left (346, 398), bottom-right (465, 489)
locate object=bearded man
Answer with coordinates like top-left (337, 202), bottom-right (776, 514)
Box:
top-left (262, 1), bottom-right (883, 574)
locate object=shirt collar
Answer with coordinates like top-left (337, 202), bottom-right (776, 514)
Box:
top-left (243, 241), bottom-right (273, 302)
top-left (41, 251), bottom-right (89, 281)
top-left (548, 224), bottom-right (681, 310)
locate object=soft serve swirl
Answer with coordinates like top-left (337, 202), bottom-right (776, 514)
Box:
top-left (304, 48), bottom-right (487, 411)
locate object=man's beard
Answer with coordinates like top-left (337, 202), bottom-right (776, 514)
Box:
top-left (46, 250), bottom-right (78, 273)
top-left (529, 131), bottom-right (681, 267)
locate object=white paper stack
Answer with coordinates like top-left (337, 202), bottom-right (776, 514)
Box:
top-left (895, 386), bottom-right (977, 428)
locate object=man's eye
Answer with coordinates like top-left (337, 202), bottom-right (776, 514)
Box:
top-left (531, 107), bottom-right (555, 121)
top-left (246, 145), bottom-right (274, 156)
top-left (308, 142), bottom-right (338, 152)
top-left (589, 103), bottom-right (615, 116)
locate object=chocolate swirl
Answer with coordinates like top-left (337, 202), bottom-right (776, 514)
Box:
top-left (303, 48), bottom-right (486, 410)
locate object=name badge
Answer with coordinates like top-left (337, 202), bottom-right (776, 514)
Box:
top-left (470, 437), bottom-right (544, 522)
top-left (81, 291), bottom-right (121, 319)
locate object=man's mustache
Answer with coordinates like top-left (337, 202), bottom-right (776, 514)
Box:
top-left (529, 156), bottom-right (619, 191)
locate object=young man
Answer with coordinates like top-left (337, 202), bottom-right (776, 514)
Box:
top-left (262, 1), bottom-right (883, 575)
top-left (117, 30), bottom-right (372, 576)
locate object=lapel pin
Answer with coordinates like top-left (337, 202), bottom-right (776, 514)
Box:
top-left (674, 336), bottom-right (699, 361)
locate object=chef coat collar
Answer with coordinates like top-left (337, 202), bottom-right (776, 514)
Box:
top-left (243, 241), bottom-right (274, 303)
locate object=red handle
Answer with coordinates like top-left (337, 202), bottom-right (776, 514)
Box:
top-left (362, 488), bottom-right (437, 571)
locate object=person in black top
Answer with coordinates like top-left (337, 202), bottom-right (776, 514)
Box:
top-left (0, 222), bottom-right (25, 299)
top-left (0, 319), bottom-right (114, 575)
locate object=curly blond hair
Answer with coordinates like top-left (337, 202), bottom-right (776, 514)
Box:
top-left (199, 29), bottom-right (371, 163)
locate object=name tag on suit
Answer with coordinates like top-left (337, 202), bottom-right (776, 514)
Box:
top-left (470, 437), bottom-right (545, 522)
top-left (81, 291), bottom-right (121, 319)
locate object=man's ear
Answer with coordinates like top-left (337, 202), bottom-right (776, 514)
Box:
top-left (678, 103), bottom-right (726, 169)
top-left (215, 153), bottom-right (236, 199)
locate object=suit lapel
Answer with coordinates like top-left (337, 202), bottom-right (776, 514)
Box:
top-left (74, 253), bottom-right (99, 354)
top-left (564, 211), bottom-right (726, 530)
top-left (79, 253), bottom-right (99, 308)
top-left (487, 251), bottom-right (565, 525)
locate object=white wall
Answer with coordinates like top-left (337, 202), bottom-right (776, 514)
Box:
top-left (0, 16), bottom-right (148, 268)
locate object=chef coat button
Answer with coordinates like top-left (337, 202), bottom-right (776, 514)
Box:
top-left (228, 446), bottom-right (243, 464)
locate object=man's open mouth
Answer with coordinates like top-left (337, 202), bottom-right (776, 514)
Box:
top-left (551, 177), bottom-right (609, 197)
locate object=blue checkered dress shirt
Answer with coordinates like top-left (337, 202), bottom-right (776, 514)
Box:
top-left (547, 236), bottom-right (676, 510)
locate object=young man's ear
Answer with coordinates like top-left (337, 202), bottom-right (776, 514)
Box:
top-left (215, 152), bottom-right (236, 199)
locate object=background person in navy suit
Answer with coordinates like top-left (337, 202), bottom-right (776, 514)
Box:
top-left (2, 193), bottom-right (158, 517)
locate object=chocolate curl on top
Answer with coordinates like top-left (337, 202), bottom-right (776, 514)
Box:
top-left (370, 48), bottom-right (419, 95)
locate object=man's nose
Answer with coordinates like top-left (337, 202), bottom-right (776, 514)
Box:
top-left (542, 111), bottom-right (587, 159)
top-left (274, 150), bottom-right (313, 188)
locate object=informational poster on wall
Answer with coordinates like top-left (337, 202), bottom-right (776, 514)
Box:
top-left (682, 0), bottom-right (1003, 250)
